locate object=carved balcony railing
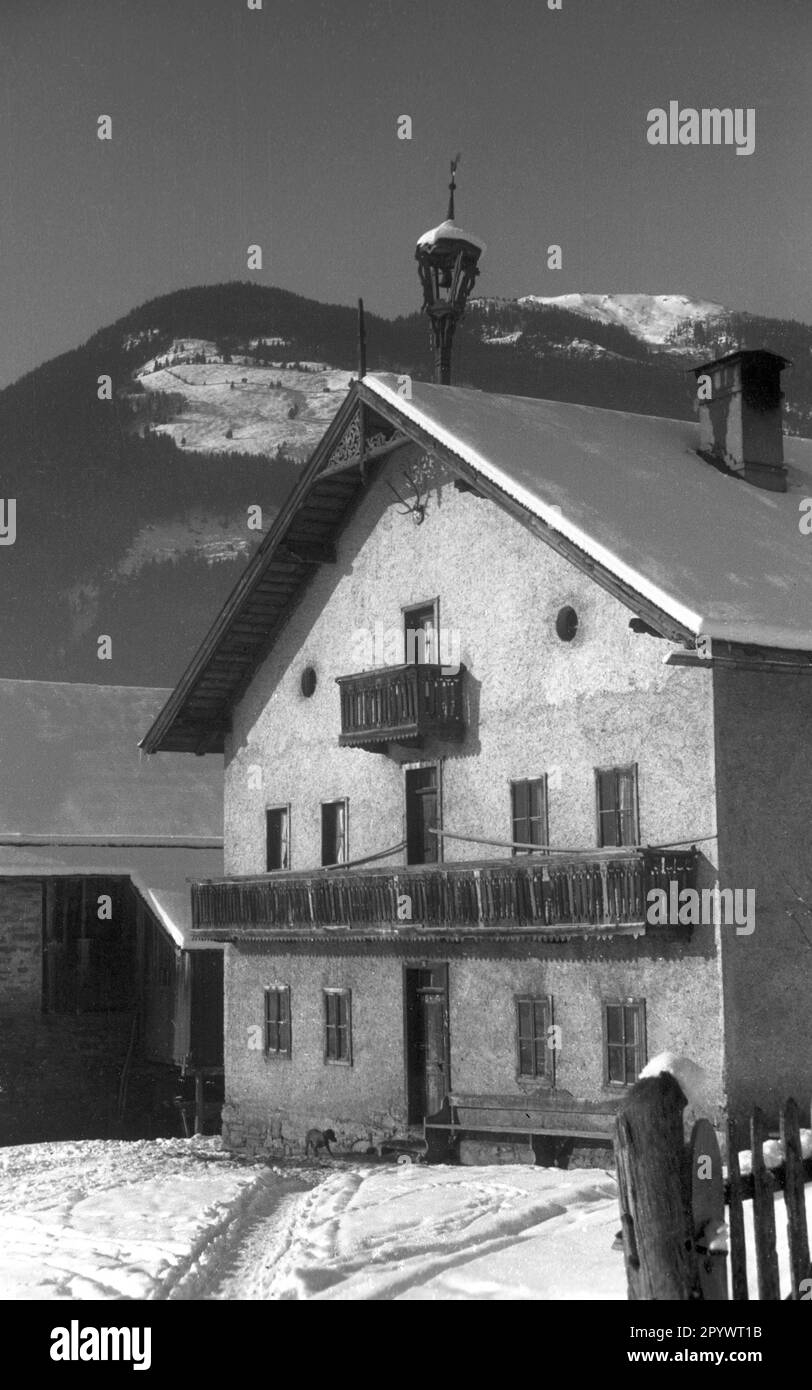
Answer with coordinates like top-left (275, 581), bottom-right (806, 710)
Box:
top-left (191, 847), bottom-right (697, 942)
top-left (336, 663), bottom-right (465, 749)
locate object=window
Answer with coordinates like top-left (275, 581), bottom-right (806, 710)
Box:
top-left (555, 605), bottom-right (578, 642)
top-left (515, 995), bottom-right (554, 1080)
top-left (595, 765), bottom-right (638, 847)
top-left (603, 999), bottom-right (646, 1086)
top-left (264, 985), bottom-right (291, 1058)
top-left (511, 777), bottom-right (548, 853)
top-left (324, 989), bottom-right (352, 1064)
top-left (321, 799), bottom-right (348, 867)
top-left (266, 805), bottom-right (290, 871)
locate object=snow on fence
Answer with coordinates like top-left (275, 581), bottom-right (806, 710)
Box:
top-left (614, 1075), bottom-right (812, 1300)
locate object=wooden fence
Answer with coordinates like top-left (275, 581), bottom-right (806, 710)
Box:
top-left (615, 1074), bottom-right (811, 1300)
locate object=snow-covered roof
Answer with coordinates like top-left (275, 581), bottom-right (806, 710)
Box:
top-left (363, 373), bottom-right (812, 651)
top-left (0, 679), bottom-right (224, 948)
top-left (416, 219), bottom-right (487, 254)
top-left (0, 679), bottom-right (223, 837)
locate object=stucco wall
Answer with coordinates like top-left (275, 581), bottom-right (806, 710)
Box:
top-left (222, 946), bottom-right (407, 1152)
top-left (713, 668), bottom-right (812, 1118)
top-left (222, 936), bottom-right (725, 1153)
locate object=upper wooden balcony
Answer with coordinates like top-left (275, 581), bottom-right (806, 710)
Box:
top-left (191, 847), bottom-right (698, 944)
top-left (336, 663), bottom-right (465, 750)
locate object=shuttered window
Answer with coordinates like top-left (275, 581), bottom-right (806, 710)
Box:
top-left (603, 999), bottom-right (646, 1085)
top-left (515, 995), bottom-right (554, 1079)
top-left (511, 777), bottom-right (548, 853)
top-left (264, 985), bottom-right (291, 1057)
top-left (324, 989), bottom-right (352, 1064)
top-left (595, 765), bottom-right (638, 847)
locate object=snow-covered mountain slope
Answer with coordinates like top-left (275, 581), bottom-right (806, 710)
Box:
top-left (136, 340), bottom-right (353, 459)
top-left (516, 293), bottom-right (729, 346)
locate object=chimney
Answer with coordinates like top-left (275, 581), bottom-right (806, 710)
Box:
top-left (692, 348), bottom-right (790, 493)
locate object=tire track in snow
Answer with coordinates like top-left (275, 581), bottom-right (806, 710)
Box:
top-left (168, 1170), bottom-right (325, 1301)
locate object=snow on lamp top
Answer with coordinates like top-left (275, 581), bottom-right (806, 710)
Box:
top-left (416, 219), bottom-right (487, 255)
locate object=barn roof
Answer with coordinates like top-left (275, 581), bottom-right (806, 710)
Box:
top-left (142, 374), bottom-right (812, 755)
top-left (0, 679), bottom-right (223, 944)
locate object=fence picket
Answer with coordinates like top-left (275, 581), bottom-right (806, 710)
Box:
top-left (725, 1118), bottom-right (749, 1301)
top-left (750, 1107), bottom-right (781, 1301)
top-left (780, 1098), bottom-right (811, 1299)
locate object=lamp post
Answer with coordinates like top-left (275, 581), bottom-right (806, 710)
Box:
top-left (415, 160), bottom-right (485, 385)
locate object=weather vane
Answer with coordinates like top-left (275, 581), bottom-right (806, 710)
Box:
top-left (447, 153), bottom-right (461, 220)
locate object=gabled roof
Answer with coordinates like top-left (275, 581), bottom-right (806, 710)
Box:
top-left (143, 374), bottom-right (812, 755)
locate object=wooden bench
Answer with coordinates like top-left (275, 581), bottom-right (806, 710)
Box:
top-left (423, 1089), bottom-right (621, 1161)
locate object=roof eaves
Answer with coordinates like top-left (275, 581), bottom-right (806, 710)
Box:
top-left (140, 382), bottom-right (363, 754)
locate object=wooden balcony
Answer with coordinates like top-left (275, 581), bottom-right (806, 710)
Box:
top-left (191, 847), bottom-right (697, 944)
top-left (336, 663), bottom-right (465, 750)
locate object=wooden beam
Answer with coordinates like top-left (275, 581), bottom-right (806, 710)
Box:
top-left (277, 541), bottom-right (337, 564)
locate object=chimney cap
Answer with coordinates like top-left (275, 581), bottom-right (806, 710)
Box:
top-left (689, 347), bottom-right (790, 379)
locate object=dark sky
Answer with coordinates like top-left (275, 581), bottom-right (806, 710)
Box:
top-left (1, 0), bottom-right (810, 388)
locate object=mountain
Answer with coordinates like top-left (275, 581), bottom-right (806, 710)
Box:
top-left (1, 283), bottom-right (810, 689)
top-left (515, 293), bottom-right (729, 346)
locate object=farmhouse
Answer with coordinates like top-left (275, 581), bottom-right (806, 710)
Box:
top-left (0, 679), bottom-right (224, 1143)
top-left (142, 335), bottom-right (812, 1155)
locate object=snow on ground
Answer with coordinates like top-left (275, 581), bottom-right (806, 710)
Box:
top-left (137, 341), bottom-right (352, 458)
top-left (0, 1138), bottom-right (270, 1300)
top-left (2, 1140), bottom-right (810, 1300)
top-left (246, 1164), bottom-right (624, 1301)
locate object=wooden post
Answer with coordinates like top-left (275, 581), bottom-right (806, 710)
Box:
top-left (357, 298), bottom-right (367, 379)
top-left (615, 1072), bottom-right (703, 1300)
top-left (726, 1117), bottom-right (749, 1301)
top-left (780, 1098), bottom-right (811, 1298)
top-left (750, 1107), bottom-right (780, 1300)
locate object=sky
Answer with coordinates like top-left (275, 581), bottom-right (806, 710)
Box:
top-left (0, 0), bottom-right (810, 388)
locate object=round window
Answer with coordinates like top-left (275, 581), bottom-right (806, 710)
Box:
top-left (555, 606), bottom-right (578, 642)
top-left (300, 666), bottom-right (317, 697)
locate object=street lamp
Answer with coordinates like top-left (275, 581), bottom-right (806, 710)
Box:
top-left (415, 159), bottom-right (485, 385)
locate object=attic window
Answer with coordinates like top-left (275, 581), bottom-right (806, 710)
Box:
top-left (555, 606), bottom-right (578, 642)
top-left (300, 666), bottom-right (317, 698)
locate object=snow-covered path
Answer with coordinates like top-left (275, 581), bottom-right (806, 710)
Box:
top-left (198, 1163), bottom-right (625, 1301)
top-left (0, 1138), bottom-right (294, 1300)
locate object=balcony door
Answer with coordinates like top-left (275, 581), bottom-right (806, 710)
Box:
top-left (405, 765), bottom-right (439, 864)
top-left (405, 965), bottom-right (449, 1123)
top-left (403, 600), bottom-right (438, 665)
